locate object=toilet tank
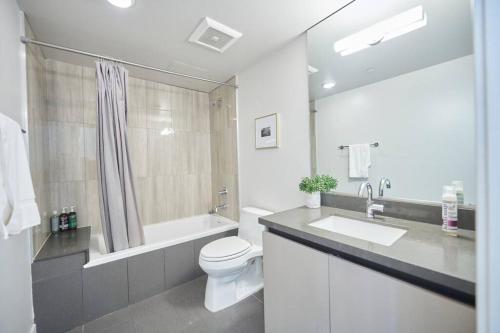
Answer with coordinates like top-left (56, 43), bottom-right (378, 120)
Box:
top-left (238, 207), bottom-right (274, 247)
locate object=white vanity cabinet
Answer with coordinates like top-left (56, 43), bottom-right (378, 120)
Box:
top-left (263, 231), bottom-right (330, 333)
top-left (329, 255), bottom-right (475, 333)
top-left (263, 231), bottom-right (476, 333)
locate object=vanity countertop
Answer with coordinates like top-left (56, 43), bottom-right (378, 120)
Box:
top-left (259, 206), bottom-right (475, 305)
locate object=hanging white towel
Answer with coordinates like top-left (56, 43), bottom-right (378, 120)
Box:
top-left (348, 143), bottom-right (371, 178)
top-left (0, 113), bottom-right (40, 239)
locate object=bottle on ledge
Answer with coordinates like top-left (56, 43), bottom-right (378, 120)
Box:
top-left (59, 207), bottom-right (69, 232)
top-left (68, 206), bottom-right (78, 230)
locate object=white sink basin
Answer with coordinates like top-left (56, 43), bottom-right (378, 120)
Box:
top-left (309, 215), bottom-right (407, 246)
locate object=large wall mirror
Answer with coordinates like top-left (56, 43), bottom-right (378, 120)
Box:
top-left (308, 0), bottom-right (475, 205)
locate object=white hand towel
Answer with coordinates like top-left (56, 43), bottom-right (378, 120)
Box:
top-left (348, 144), bottom-right (371, 178)
top-left (0, 113), bottom-right (40, 239)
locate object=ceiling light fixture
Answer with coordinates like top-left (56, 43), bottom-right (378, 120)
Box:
top-left (308, 65), bottom-right (319, 75)
top-left (334, 5), bottom-right (427, 56)
top-left (322, 82), bottom-right (336, 89)
top-left (107, 0), bottom-right (135, 9)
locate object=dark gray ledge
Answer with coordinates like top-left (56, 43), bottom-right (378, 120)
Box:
top-left (34, 226), bottom-right (91, 264)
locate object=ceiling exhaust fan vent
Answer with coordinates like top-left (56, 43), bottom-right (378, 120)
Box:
top-left (188, 17), bottom-right (242, 53)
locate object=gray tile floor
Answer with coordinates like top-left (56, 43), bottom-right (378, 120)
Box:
top-left (66, 276), bottom-right (264, 333)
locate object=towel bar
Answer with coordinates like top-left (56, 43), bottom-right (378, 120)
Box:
top-left (338, 142), bottom-right (379, 150)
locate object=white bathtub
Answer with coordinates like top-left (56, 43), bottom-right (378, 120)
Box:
top-left (85, 214), bottom-right (238, 268)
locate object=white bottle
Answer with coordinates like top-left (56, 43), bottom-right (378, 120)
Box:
top-left (442, 186), bottom-right (458, 233)
top-left (452, 180), bottom-right (464, 205)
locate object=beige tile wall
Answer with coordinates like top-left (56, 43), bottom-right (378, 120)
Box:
top-left (31, 59), bottom-right (216, 244)
top-left (209, 79), bottom-right (240, 221)
top-left (25, 21), bottom-right (51, 255)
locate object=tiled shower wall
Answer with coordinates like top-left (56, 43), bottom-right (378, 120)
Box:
top-left (209, 79), bottom-right (239, 221)
top-left (28, 58), bottom-right (224, 254)
top-left (25, 21), bottom-right (51, 254)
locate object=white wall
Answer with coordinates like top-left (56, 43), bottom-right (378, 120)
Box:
top-left (0, 1), bottom-right (34, 333)
top-left (316, 55), bottom-right (476, 203)
top-left (237, 35), bottom-right (311, 212)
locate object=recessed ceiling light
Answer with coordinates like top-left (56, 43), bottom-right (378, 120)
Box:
top-left (308, 65), bottom-right (319, 75)
top-left (322, 82), bottom-right (336, 89)
top-left (334, 6), bottom-right (427, 56)
top-left (107, 0), bottom-right (135, 8)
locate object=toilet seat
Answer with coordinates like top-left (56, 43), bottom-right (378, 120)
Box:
top-left (200, 236), bottom-right (251, 262)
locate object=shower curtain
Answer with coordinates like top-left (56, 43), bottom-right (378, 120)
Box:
top-left (96, 61), bottom-right (144, 253)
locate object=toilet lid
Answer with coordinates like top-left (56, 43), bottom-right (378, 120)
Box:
top-left (200, 236), bottom-right (251, 259)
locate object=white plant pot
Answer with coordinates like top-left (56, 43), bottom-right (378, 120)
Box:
top-left (306, 192), bottom-right (321, 208)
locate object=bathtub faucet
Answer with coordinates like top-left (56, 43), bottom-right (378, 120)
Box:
top-left (211, 204), bottom-right (228, 214)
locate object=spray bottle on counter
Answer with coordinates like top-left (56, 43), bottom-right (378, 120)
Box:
top-left (442, 186), bottom-right (458, 235)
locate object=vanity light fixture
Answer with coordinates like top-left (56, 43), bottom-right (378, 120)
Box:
top-left (107, 0), bottom-right (135, 8)
top-left (334, 5), bottom-right (427, 56)
top-left (322, 81), bottom-right (336, 89)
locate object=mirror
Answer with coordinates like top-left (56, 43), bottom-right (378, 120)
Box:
top-left (307, 0), bottom-right (475, 204)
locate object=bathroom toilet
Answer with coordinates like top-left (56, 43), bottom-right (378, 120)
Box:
top-left (199, 207), bottom-right (273, 312)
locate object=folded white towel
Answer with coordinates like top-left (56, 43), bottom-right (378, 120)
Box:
top-left (0, 113), bottom-right (40, 239)
top-left (348, 144), bottom-right (371, 178)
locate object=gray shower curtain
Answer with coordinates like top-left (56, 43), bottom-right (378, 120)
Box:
top-left (96, 61), bottom-right (144, 253)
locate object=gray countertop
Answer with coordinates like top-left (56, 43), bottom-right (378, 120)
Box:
top-left (34, 226), bottom-right (91, 263)
top-left (259, 206), bottom-right (475, 303)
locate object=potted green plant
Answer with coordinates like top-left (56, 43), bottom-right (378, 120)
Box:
top-left (299, 175), bottom-right (338, 208)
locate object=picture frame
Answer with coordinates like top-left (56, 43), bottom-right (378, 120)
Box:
top-left (255, 113), bottom-right (279, 149)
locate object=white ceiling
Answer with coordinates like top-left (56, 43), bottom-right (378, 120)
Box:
top-left (17, 0), bottom-right (351, 92)
top-left (308, 0), bottom-right (473, 100)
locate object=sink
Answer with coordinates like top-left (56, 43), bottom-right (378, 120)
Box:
top-left (308, 215), bottom-right (407, 246)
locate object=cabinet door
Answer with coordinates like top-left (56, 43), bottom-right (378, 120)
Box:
top-left (263, 231), bottom-right (330, 333)
top-left (329, 255), bottom-right (475, 333)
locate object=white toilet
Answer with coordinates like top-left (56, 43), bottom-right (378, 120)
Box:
top-left (199, 206), bottom-right (273, 312)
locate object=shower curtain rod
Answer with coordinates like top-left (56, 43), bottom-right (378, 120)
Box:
top-left (20, 37), bottom-right (238, 88)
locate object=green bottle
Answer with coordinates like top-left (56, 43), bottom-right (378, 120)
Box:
top-left (68, 206), bottom-right (78, 230)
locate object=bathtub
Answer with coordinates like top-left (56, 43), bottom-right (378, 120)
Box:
top-left (85, 213), bottom-right (239, 268)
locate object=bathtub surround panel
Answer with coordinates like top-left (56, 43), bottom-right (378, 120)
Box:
top-left (209, 78), bottom-right (240, 220)
top-left (83, 229), bottom-right (235, 322)
top-left (32, 252), bottom-right (86, 282)
top-left (128, 249), bottom-right (166, 304)
top-left (33, 270), bottom-right (84, 333)
top-left (83, 259), bottom-right (130, 322)
top-left (164, 241), bottom-right (198, 289)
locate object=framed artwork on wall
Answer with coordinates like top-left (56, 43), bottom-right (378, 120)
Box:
top-left (255, 113), bottom-right (279, 149)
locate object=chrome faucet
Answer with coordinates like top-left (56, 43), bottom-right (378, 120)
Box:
top-left (218, 186), bottom-right (228, 195)
top-left (211, 203), bottom-right (228, 214)
top-left (358, 182), bottom-right (384, 218)
top-left (378, 178), bottom-right (391, 197)
top-left (209, 186), bottom-right (229, 214)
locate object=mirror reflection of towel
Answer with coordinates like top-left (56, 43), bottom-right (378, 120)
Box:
top-left (348, 144), bottom-right (371, 178)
